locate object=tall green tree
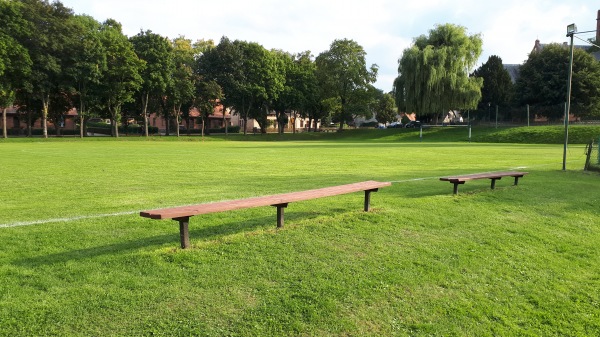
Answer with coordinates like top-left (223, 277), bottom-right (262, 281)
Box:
top-left (130, 30), bottom-right (174, 137)
top-left (471, 55), bottom-right (513, 110)
top-left (375, 91), bottom-right (398, 125)
top-left (316, 39), bottom-right (378, 131)
top-left (394, 24), bottom-right (483, 122)
top-left (194, 79), bottom-right (223, 136)
top-left (17, 0), bottom-right (76, 138)
top-left (515, 43), bottom-right (600, 120)
top-left (169, 36), bottom-right (198, 136)
top-left (270, 50), bottom-right (295, 134)
top-left (0, 0), bottom-right (32, 138)
top-left (98, 19), bottom-right (143, 137)
top-left (292, 51), bottom-right (326, 132)
top-left (197, 37), bottom-right (241, 135)
top-left (68, 14), bottom-right (106, 138)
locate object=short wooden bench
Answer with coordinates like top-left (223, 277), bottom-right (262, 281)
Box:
top-left (140, 180), bottom-right (391, 248)
top-left (440, 171), bottom-right (528, 195)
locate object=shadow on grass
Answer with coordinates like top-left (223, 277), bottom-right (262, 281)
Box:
top-left (13, 208), bottom-right (344, 267)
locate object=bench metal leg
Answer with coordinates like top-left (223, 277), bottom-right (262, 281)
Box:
top-left (514, 176), bottom-right (521, 185)
top-left (452, 182), bottom-right (465, 195)
top-left (490, 177), bottom-right (501, 190)
top-left (364, 188), bottom-right (378, 211)
top-left (174, 216), bottom-right (191, 249)
top-left (273, 203), bottom-right (288, 228)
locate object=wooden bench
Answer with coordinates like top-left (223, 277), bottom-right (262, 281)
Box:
top-left (439, 171), bottom-right (528, 195)
top-left (140, 180), bottom-right (391, 248)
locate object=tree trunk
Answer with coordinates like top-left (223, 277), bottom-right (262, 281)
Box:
top-left (109, 106), bottom-right (120, 138)
top-left (223, 105), bottom-right (227, 136)
top-left (2, 107), bottom-right (7, 139)
top-left (142, 92), bottom-right (149, 137)
top-left (174, 104), bottom-right (180, 137)
top-left (42, 95), bottom-right (49, 138)
top-left (27, 111), bottom-right (32, 137)
top-left (79, 101), bottom-right (85, 138)
top-left (292, 111), bottom-right (296, 134)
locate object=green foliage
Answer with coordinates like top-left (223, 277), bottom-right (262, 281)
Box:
top-left (515, 43), bottom-right (600, 120)
top-left (98, 20), bottom-right (144, 136)
top-left (395, 23), bottom-right (483, 120)
top-left (472, 55), bottom-right (514, 109)
top-left (316, 39), bottom-right (378, 130)
top-left (375, 92), bottom-right (398, 124)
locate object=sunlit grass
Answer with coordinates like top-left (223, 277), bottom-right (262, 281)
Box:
top-left (0, 134), bottom-right (599, 336)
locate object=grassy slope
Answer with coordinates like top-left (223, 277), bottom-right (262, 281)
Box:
top-left (0, 132), bottom-right (599, 336)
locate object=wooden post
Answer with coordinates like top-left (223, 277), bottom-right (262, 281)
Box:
top-left (175, 217), bottom-right (191, 249)
top-left (273, 203), bottom-right (288, 228)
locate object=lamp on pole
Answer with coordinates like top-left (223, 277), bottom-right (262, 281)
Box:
top-left (563, 23), bottom-right (576, 171)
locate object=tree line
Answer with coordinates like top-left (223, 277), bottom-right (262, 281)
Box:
top-left (394, 23), bottom-right (600, 124)
top-left (1, 0), bottom-right (401, 138)
top-left (3, 1), bottom-right (599, 140)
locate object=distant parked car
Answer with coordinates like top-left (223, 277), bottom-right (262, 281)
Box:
top-left (404, 120), bottom-right (422, 128)
top-left (388, 122), bottom-right (403, 128)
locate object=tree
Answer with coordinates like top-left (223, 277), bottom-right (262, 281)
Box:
top-left (316, 39), bottom-right (378, 131)
top-left (194, 80), bottom-right (223, 137)
top-left (375, 92), bottom-right (398, 125)
top-left (68, 14), bottom-right (106, 138)
top-left (515, 43), bottom-right (600, 120)
top-left (0, 0), bottom-right (32, 138)
top-left (471, 55), bottom-right (513, 110)
top-left (169, 36), bottom-right (198, 136)
top-left (197, 37), bottom-right (241, 135)
top-left (97, 19), bottom-right (143, 137)
top-left (394, 24), bottom-right (483, 122)
top-left (130, 30), bottom-right (174, 137)
top-left (17, 0), bottom-right (76, 138)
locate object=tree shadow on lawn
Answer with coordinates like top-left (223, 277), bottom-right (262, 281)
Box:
top-left (13, 208), bottom-right (344, 267)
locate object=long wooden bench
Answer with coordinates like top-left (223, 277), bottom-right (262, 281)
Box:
top-left (140, 180), bottom-right (391, 248)
top-left (440, 171), bottom-right (528, 195)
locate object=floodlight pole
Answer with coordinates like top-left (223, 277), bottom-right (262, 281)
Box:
top-left (563, 25), bottom-right (576, 171)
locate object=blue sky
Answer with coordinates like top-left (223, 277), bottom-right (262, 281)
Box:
top-left (59, 0), bottom-right (597, 92)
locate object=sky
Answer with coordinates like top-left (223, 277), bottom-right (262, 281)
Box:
top-left (59, 0), bottom-right (598, 92)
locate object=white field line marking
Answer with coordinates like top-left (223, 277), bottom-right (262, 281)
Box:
top-left (0, 210), bottom-right (141, 229)
top-left (0, 162), bottom-right (562, 229)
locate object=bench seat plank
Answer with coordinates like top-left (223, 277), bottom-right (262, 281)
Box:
top-left (140, 180), bottom-right (391, 220)
top-left (140, 180), bottom-right (391, 248)
top-left (439, 171), bottom-right (528, 195)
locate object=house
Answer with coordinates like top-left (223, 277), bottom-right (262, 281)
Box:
top-left (1, 107), bottom-right (79, 134)
top-left (237, 111), bottom-right (321, 133)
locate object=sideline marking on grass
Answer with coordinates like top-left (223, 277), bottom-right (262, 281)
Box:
top-left (0, 210), bottom-right (140, 229)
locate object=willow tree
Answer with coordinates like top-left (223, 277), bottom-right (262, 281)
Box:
top-left (394, 24), bottom-right (483, 122)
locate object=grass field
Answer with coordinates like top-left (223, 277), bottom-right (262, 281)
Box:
top-left (1, 129), bottom-right (599, 336)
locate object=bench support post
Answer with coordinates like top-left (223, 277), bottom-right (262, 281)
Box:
top-left (364, 189), bottom-right (378, 211)
top-left (452, 182), bottom-right (465, 195)
top-left (490, 177), bottom-right (502, 190)
top-left (174, 216), bottom-right (191, 249)
top-left (514, 176), bottom-right (521, 185)
top-left (273, 203), bottom-right (288, 228)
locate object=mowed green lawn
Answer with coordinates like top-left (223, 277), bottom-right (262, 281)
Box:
top-left (1, 135), bottom-right (599, 336)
